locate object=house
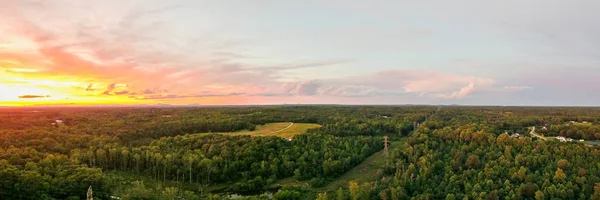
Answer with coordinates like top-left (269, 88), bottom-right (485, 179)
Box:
top-left (556, 136), bottom-right (574, 142)
top-left (53, 120), bottom-right (64, 126)
top-left (510, 133), bottom-right (522, 138)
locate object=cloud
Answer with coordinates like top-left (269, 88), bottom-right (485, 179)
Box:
top-left (102, 83), bottom-right (117, 95)
top-left (438, 82), bottom-right (475, 99)
top-left (285, 80), bottom-right (322, 96)
top-left (247, 69), bottom-right (499, 100)
top-left (18, 95), bottom-right (50, 99)
top-left (318, 85), bottom-right (398, 97)
top-left (142, 88), bottom-right (154, 94)
top-left (0, 1), bottom-right (372, 104)
top-left (333, 70), bottom-right (495, 99)
top-left (138, 92), bottom-right (245, 100)
top-left (115, 90), bottom-right (129, 95)
top-left (85, 84), bottom-right (94, 91)
top-left (4, 0), bottom-right (584, 105)
top-left (373, 70), bottom-right (494, 94)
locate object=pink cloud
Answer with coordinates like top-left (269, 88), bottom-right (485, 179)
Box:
top-left (438, 82), bottom-right (475, 99)
top-left (333, 70), bottom-right (495, 99)
top-left (0, 6), bottom-right (351, 104)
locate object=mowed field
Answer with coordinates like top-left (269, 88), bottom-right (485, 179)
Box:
top-left (229, 122), bottom-right (321, 139)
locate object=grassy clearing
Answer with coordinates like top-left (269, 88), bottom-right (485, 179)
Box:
top-left (229, 122), bottom-right (321, 139)
top-left (318, 140), bottom-right (404, 192)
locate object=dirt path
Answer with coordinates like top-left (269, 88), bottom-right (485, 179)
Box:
top-left (530, 126), bottom-right (548, 141)
top-left (265, 122), bottom-right (294, 134)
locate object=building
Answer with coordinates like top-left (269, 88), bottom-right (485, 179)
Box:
top-left (556, 136), bottom-right (573, 142)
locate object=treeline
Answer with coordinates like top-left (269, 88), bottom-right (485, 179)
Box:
top-left (0, 106), bottom-right (434, 148)
top-left (308, 118), bottom-right (414, 137)
top-left (72, 134), bottom-right (382, 192)
top-left (427, 106), bottom-right (600, 136)
top-left (0, 157), bottom-right (109, 199)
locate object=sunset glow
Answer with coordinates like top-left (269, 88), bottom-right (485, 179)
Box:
top-left (2, 0), bottom-right (600, 106)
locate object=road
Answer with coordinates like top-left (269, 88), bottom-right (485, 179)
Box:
top-left (530, 126), bottom-right (547, 141)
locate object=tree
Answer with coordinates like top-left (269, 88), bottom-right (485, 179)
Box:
top-left (578, 168), bottom-right (587, 176)
top-left (535, 190), bottom-right (544, 200)
top-left (183, 153), bottom-right (199, 184)
top-left (517, 166), bottom-right (527, 181)
top-left (336, 188), bottom-right (347, 200)
top-left (379, 189), bottom-right (390, 200)
top-left (592, 183), bottom-right (600, 200)
top-left (446, 194), bottom-right (456, 200)
top-left (349, 181), bottom-right (359, 200)
top-left (554, 168), bottom-right (566, 182)
top-left (557, 159), bottom-right (569, 170)
top-left (317, 192), bottom-right (329, 200)
top-left (466, 155), bottom-right (480, 169)
top-left (161, 187), bottom-right (178, 200)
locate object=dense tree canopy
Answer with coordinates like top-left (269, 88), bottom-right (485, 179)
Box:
top-left (2, 106), bottom-right (599, 199)
top-left (320, 107), bottom-right (600, 200)
top-left (0, 106), bottom-right (432, 199)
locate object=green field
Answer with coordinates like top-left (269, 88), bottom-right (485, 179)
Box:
top-left (228, 122), bottom-right (321, 139)
top-left (318, 140), bottom-right (405, 192)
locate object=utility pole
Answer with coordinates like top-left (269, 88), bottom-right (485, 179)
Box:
top-left (383, 136), bottom-right (389, 158)
top-left (87, 186), bottom-right (93, 200)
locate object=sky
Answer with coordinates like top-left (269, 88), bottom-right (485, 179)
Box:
top-left (1, 0), bottom-right (599, 106)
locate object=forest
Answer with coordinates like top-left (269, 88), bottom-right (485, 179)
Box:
top-left (0, 106), bottom-right (599, 199)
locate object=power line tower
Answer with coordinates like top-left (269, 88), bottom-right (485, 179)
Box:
top-left (87, 186), bottom-right (93, 200)
top-left (383, 136), bottom-right (389, 158)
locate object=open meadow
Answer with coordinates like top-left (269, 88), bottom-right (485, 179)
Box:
top-left (228, 122), bottom-right (322, 139)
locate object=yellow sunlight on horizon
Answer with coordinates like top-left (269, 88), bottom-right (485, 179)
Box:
top-left (0, 78), bottom-right (141, 106)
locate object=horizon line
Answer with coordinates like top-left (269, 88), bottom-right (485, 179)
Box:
top-left (2, 104), bottom-right (600, 108)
